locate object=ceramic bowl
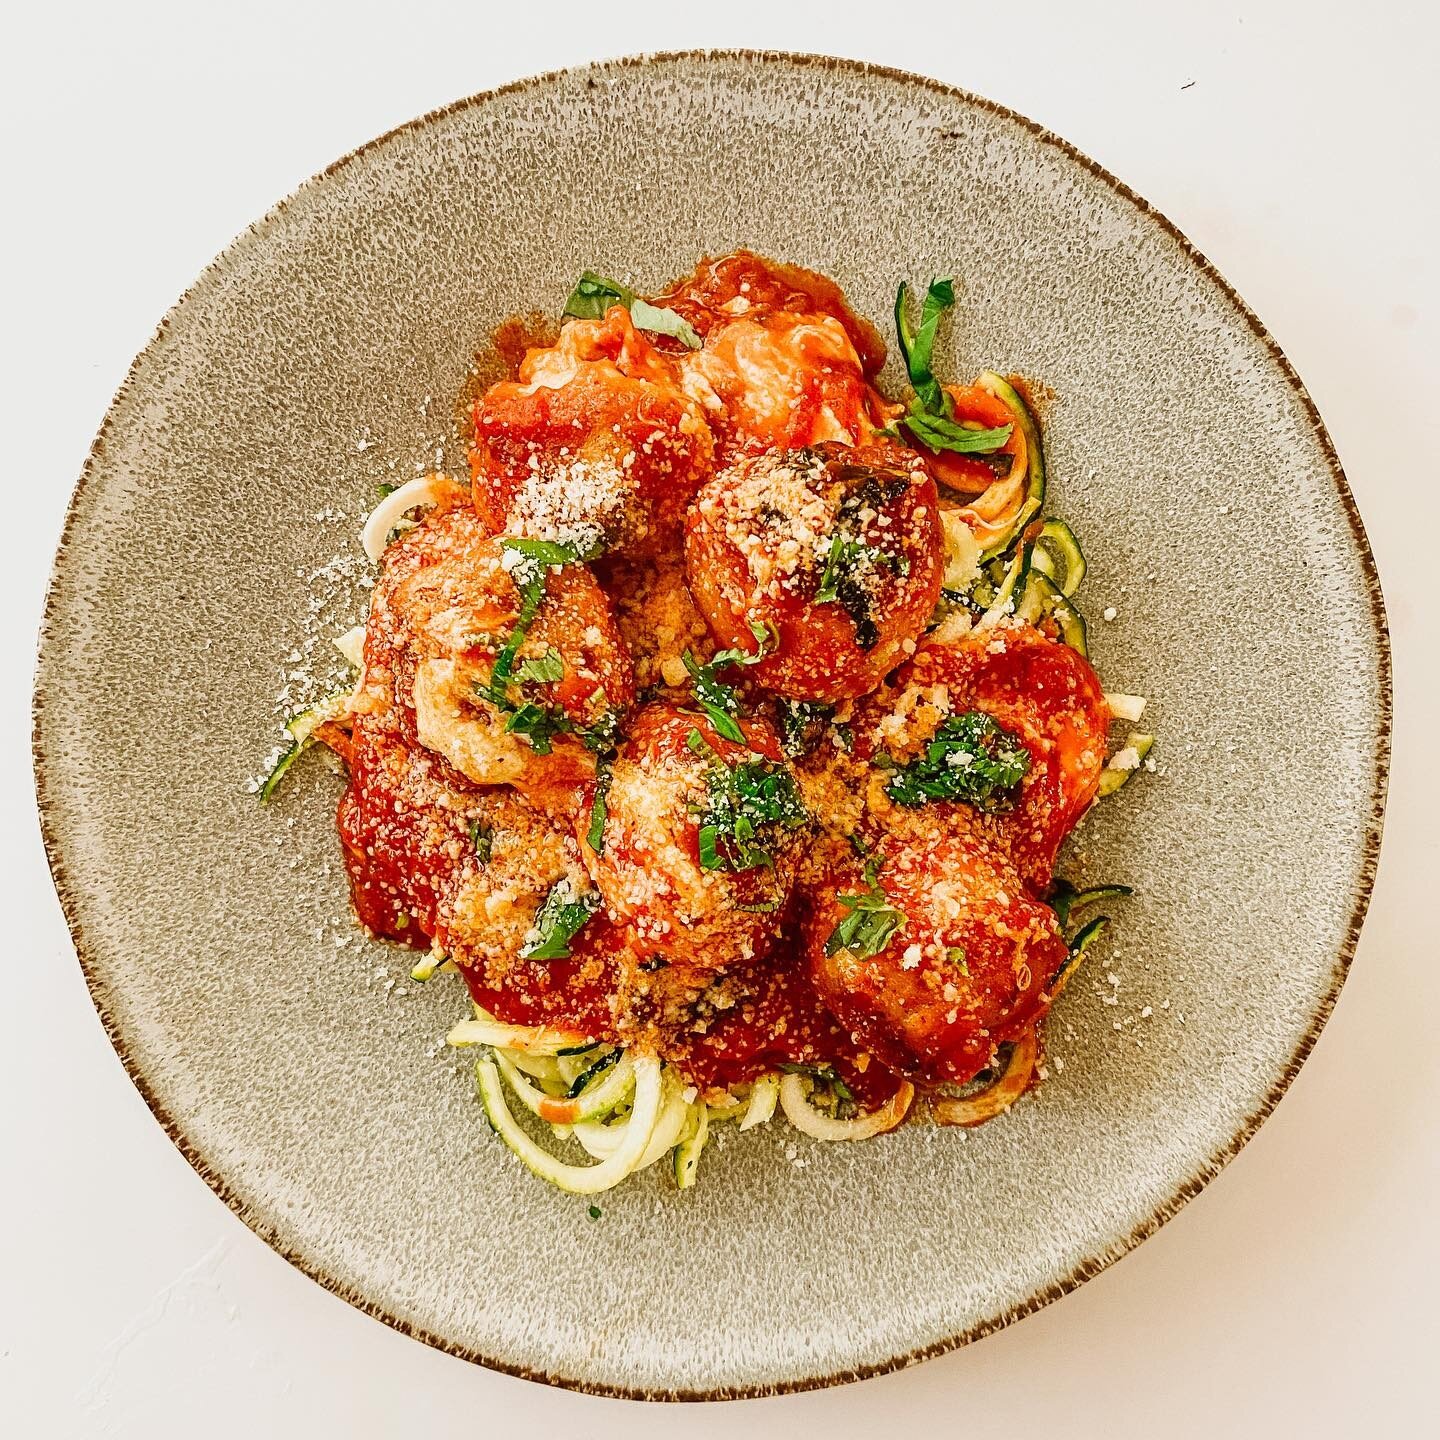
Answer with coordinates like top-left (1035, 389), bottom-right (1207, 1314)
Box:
top-left (34, 52), bottom-right (1389, 1398)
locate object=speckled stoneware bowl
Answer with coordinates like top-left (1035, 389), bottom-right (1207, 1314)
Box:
top-left (35, 52), bottom-right (1389, 1398)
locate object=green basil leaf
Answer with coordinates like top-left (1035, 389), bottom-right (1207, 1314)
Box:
top-left (522, 881), bottom-right (599, 961)
top-left (561, 270), bottom-right (701, 349)
top-left (515, 647), bottom-right (564, 684)
top-left (900, 408), bottom-right (1012, 456)
top-left (894, 277), bottom-right (955, 415)
top-left (585, 760), bottom-right (613, 855)
top-left (884, 710), bottom-right (1031, 810)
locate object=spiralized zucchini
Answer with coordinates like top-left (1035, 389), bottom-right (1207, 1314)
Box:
top-left (449, 1004), bottom-right (927, 1194)
top-left (930, 1028), bottom-right (1038, 1128)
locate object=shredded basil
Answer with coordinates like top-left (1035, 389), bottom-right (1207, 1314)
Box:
top-left (515, 647), bottom-right (564, 685)
top-left (776, 698), bottom-right (834, 759)
top-left (811, 473), bottom-right (910, 650)
top-left (894, 277), bottom-right (954, 414)
top-left (888, 279), bottom-right (1013, 457)
top-left (503, 702), bottom-right (570, 754)
top-left (522, 881), bottom-right (599, 961)
top-left (562, 270), bottom-right (702, 349)
top-left (680, 616), bottom-right (776, 743)
top-left (884, 710), bottom-right (1031, 811)
top-left (477, 536), bottom-right (601, 718)
top-left (686, 728), bottom-right (807, 874)
top-left (585, 757), bottom-right (613, 855)
top-left (891, 403), bottom-right (1012, 457)
top-left (468, 820), bottom-right (493, 863)
top-left (824, 858), bottom-right (907, 960)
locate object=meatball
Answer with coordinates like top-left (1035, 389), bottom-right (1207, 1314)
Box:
top-left (367, 508), bottom-right (635, 819)
top-left (683, 443), bottom-right (944, 702)
top-left (436, 790), bottom-right (618, 1037)
top-left (338, 714), bottom-right (488, 946)
top-left (802, 832), bottom-right (1067, 1087)
top-left (472, 307), bottom-right (714, 554)
top-left (853, 622), bottom-right (1109, 889)
top-left (577, 703), bottom-right (807, 977)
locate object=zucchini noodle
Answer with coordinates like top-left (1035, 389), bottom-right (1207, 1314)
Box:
top-left (360, 473), bottom-right (453, 563)
top-left (445, 1004), bottom-right (925, 1194)
top-left (929, 1028), bottom-right (1038, 1128)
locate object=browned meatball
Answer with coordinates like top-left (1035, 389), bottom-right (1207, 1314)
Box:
top-left (802, 831), bottom-right (1067, 1087)
top-left (577, 703), bottom-right (807, 977)
top-left (366, 508), bottom-right (635, 821)
top-left (683, 443), bottom-right (944, 702)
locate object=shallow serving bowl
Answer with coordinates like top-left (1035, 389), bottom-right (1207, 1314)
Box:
top-left (34, 52), bottom-right (1389, 1398)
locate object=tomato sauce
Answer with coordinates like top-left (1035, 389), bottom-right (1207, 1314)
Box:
top-left (331, 250), bottom-right (1102, 1113)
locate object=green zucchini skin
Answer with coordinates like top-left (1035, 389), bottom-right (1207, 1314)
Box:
top-left (258, 691), bottom-right (350, 802)
top-left (1029, 518), bottom-right (1087, 597)
top-left (975, 371), bottom-right (1045, 560)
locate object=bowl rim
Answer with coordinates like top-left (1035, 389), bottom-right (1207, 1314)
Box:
top-left (31, 48), bottom-right (1392, 1401)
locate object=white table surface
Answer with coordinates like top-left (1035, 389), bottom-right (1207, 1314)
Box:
top-left (5, 2), bottom-right (1437, 1434)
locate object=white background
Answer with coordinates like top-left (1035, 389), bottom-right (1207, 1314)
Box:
top-left (4, 2), bottom-right (1437, 1434)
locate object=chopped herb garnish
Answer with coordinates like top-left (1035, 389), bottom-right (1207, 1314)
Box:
top-left (587, 1204), bottom-right (602, 1220)
top-left (576, 708), bottom-right (622, 755)
top-left (681, 617), bottom-right (776, 743)
top-left (504, 701), bottom-right (571, 754)
top-left (562, 270), bottom-right (703, 349)
top-left (884, 710), bottom-right (1031, 811)
top-left (501, 534), bottom-right (603, 588)
top-left (376, 481), bottom-right (398, 497)
top-left (812, 476), bottom-right (909, 650)
top-left (585, 757), bottom-right (613, 854)
top-left (689, 744), bottom-right (807, 874)
top-left (468, 820), bottom-right (493, 863)
top-left (522, 881), bottom-right (599, 961)
top-left (477, 537), bottom-right (602, 714)
top-left (945, 945), bottom-right (969, 975)
top-left (825, 858), bottom-right (906, 959)
top-left (515, 647), bottom-right (564, 685)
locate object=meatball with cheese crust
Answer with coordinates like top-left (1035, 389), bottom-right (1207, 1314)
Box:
top-left (852, 621), bottom-right (1109, 890)
top-left (365, 508), bottom-right (635, 820)
top-left (472, 306), bottom-right (714, 555)
top-left (802, 831), bottom-right (1067, 1087)
top-left (684, 443), bottom-right (944, 702)
top-left (578, 704), bottom-right (807, 979)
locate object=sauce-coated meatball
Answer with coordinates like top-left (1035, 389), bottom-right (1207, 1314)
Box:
top-left (853, 622), bottom-right (1109, 889)
top-left (578, 704), bottom-right (807, 976)
top-left (803, 832), bottom-right (1067, 1087)
top-left (367, 509), bottom-right (635, 819)
top-left (472, 307), bottom-right (714, 554)
top-left (684, 443), bottom-right (944, 701)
